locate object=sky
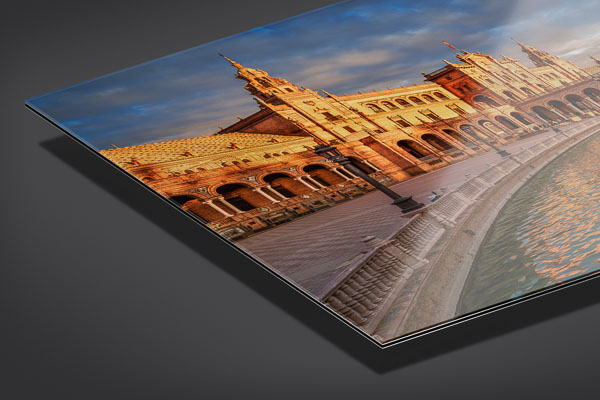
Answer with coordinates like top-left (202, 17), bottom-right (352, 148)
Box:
top-left (27, 0), bottom-right (600, 150)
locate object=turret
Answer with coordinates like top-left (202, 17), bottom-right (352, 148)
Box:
top-left (220, 54), bottom-right (303, 102)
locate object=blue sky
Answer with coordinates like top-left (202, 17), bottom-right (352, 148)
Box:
top-left (28, 0), bottom-right (600, 150)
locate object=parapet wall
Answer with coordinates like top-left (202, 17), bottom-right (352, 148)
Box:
top-left (319, 118), bottom-right (600, 344)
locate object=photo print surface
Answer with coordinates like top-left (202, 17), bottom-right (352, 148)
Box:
top-left (27, 0), bottom-right (600, 346)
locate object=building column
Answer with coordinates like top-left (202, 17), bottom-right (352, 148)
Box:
top-left (205, 199), bottom-right (234, 218)
top-left (549, 108), bottom-right (569, 121)
top-left (582, 98), bottom-right (600, 109)
top-left (340, 166), bottom-right (360, 178)
top-left (218, 196), bottom-right (244, 214)
top-left (362, 159), bottom-right (380, 171)
top-left (331, 168), bottom-right (350, 180)
top-left (303, 175), bottom-right (326, 188)
top-left (295, 177), bottom-right (319, 190)
top-left (256, 187), bottom-right (281, 203)
top-left (562, 103), bottom-right (583, 116)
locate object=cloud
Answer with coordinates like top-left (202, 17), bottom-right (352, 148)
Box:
top-left (28, 0), bottom-right (600, 150)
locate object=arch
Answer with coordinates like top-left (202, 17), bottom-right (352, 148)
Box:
top-left (302, 164), bottom-right (344, 186)
top-left (433, 92), bottom-right (449, 100)
top-left (582, 87), bottom-right (600, 102)
top-left (184, 200), bottom-right (229, 223)
top-left (395, 98), bottom-right (413, 107)
top-left (365, 103), bottom-right (385, 113)
top-left (473, 95), bottom-right (501, 107)
top-left (169, 195), bottom-right (197, 207)
top-left (442, 129), bottom-right (469, 144)
top-left (510, 112), bottom-right (533, 125)
top-left (495, 116), bottom-right (519, 130)
top-left (408, 96), bottom-right (425, 105)
top-left (422, 94), bottom-right (437, 103)
top-left (503, 91), bottom-right (519, 101)
top-left (263, 172), bottom-right (310, 197)
top-left (347, 157), bottom-right (376, 174)
top-left (548, 100), bottom-right (578, 116)
top-left (216, 183), bottom-right (270, 211)
top-left (478, 119), bottom-right (502, 134)
top-left (381, 101), bottom-right (398, 110)
top-left (422, 134), bottom-right (454, 151)
top-left (565, 94), bottom-right (592, 111)
top-left (397, 139), bottom-right (433, 159)
top-left (460, 124), bottom-right (496, 143)
top-left (520, 87), bottom-right (535, 95)
top-left (531, 105), bottom-right (563, 122)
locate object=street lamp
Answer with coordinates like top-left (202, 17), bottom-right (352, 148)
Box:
top-left (313, 144), bottom-right (424, 213)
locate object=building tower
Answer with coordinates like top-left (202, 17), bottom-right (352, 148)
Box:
top-left (219, 55), bottom-right (426, 179)
top-left (512, 39), bottom-right (590, 81)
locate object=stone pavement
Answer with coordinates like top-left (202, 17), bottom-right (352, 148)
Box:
top-left (237, 129), bottom-right (559, 296)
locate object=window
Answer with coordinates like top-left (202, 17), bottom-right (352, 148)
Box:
top-left (365, 103), bottom-right (385, 113)
top-left (433, 92), bottom-right (449, 100)
top-left (422, 110), bottom-right (442, 121)
top-left (395, 98), bottom-right (412, 107)
top-left (394, 117), bottom-right (412, 127)
top-left (381, 101), bottom-right (398, 110)
top-left (408, 96), bottom-right (425, 105)
top-left (343, 126), bottom-right (357, 133)
top-left (322, 112), bottom-right (340, 121)
top-left (422, 94), bottom-right (437, 103)
top-left (449, 104), bottom-right (467, 115)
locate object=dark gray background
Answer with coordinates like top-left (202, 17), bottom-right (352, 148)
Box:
top-left (2, 1), bottom-right (600, 398)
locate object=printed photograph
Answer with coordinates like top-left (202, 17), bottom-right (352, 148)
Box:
top-left (27, 0), bottom-right (600, 345)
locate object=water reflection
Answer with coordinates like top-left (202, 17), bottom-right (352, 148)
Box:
top-left (459, 132), bottom-right (600, 315)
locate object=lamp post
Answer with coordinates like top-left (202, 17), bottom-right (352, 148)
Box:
top-left (314, 144), bottom-right (424, 213)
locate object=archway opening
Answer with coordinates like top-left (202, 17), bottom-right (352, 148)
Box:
top-left (503, 91), bottom-right (519, 101)
top-left (582, 87), bottom-right (600, 103)
top-left (303, 164), bottom-right (344, 186)
top-left (422, 134), bottom-right (454, 151)
top-left (264, 173), bottom-right (309, 198)
top-left (510, 112), bottom-right (533, 125)
top-left (170, 195), bottom-right (196, 206)
top-left (397, 139), bottom-right (433, 159)
top-left (442, 129), bottom-right (468, 144)
top-left (531, 106), bottom-right (563, 122)
top-left (520, 87), bottom-right (535, 95)
top-left (347, 157), bottom-right (376, 174)
top-left (460, 124), bottom-right (496, 143)
top-left (473, 95), bottom-right (501, 107)
top-left (216, 183), bottom-right (268, 211)
top-left (548, 100), bottom-right (578, 116)
top-left (565, 94), bottom-right (591, 111)
top-left (478, 120), bottom-right (502, 134)
top-left (494, 116), bottom-right (519, 130)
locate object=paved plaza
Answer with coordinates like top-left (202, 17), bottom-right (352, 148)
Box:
top-left (237, 129), bottom-right (560, 296)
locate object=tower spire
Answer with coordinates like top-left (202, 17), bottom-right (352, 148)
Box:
top-left (219, 53), bottom-right (244, 70)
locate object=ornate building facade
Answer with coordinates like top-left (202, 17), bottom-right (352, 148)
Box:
top-left (101, 41), bottom-right (600, 241)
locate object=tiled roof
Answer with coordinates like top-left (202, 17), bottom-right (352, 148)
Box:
top-left (100, 132), bottom-right (310, 166)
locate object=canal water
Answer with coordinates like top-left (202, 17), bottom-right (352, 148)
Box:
top-left (458, 131), bottom-right (600, 315)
